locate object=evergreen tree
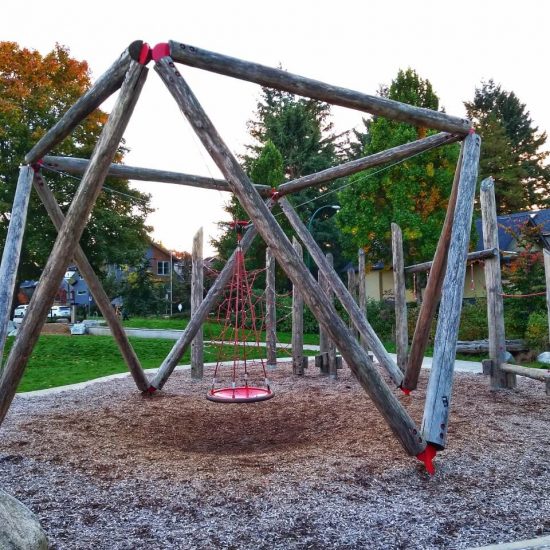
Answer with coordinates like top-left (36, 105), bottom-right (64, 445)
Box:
top-left (0, 42), bottom-right (153, 283)
top-left (465, 80), bottom-right (550, 212)
top-left (338, 69), bottom-right (460, 266)
top-left (214, 87), bottom-right (345, 281)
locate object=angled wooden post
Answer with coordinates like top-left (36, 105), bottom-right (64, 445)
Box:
top-left (191, 227), bottom-right (204, 379)
top-left (292, 238), bottom-right (305, 375)
top-left (0, 166), bottom-right (34, 365)
top-left (421, 132), bottom-right (481, 449)
top-left (156, 57), bottom-right (425, 456)
top-left (480, 177), bottom-right (516, 389)
top-left (25, 45), bottom-right (136, 164)
top-left (358, 248), bottom-right (369, 351)
top-left (391, 223), bottom-right (408, 372)
top-left (265, 247), bottom-right (277, 369)
top-left (32, 172), bottom-right (149, 391)
top-left (0, 61), bottom-right (148, 427)
top-left (278, 197), bottom-right (402, 387)
top-left (403, 143), bottom-right (464, 391)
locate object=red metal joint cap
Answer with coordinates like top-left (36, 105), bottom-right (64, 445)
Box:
top-left (145, 386), bottom-right (157, 395)
top-left (31, 159), bottom-right (44, 173)
top-left (128, 41), bottom-right (152, 65)
top-left (152, 43), bottom-right (171, 62)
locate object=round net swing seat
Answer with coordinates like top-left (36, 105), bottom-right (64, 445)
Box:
top-left (206, 385), bottom-right (274, 404)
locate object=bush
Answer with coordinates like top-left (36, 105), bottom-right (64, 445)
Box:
top-left (525, 311), bottom-right (549, 352)
top-left (458, 299), bottom-right (488, 340)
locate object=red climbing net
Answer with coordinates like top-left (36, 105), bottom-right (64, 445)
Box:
top-left (207, 221), bottom-right (274, 403)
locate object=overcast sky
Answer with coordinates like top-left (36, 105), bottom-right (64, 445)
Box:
top-left (3, 0), bottom-right (549, 255)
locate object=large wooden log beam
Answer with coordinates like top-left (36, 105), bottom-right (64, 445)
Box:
top-left (0, 62), bottom-right (148, 428)
top-left (278, 196), bottom-right (403, 387)
top-left (500, 363), bottom-right (550, 383)
top-left (404, 247), bottom-right (498, 274)
top-left (25, 45), bottom-right (137, 164)
top-left (42, 156), bottom-right (272, 196)
top-left (168, 41), bottom-right (471, 135)
top-left (277, 132), bottom-right (461, 197)
top-left (0, 166), bottom-right (34, 365)
top-left (155, 56), bottom-right (425, 456)
top-left (403, 144), bottom-right (464, 391)
top-left (32, 172), bottom-right (150, 391)
top-left (421, 132), bottom-right (481, 450)
top-left (481, 177), bottom-right (515, 389)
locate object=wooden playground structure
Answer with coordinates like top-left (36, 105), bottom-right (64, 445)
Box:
top-left (0, 40), bottom-right (546, 475)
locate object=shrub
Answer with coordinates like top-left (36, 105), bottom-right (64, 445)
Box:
top-left (458, 299), bottom-right (488, 340)
top-left (525, 311), bottom-right (549, 352)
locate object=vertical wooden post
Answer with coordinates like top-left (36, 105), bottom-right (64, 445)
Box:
top-left (347, 266), bottom-right (358, 337)
top-left (191, 227), bottom-right (204, 379)
top-left (481, 177), bottom-right (516, 389)
top-left (265, 247), bottom-right (277, 369)
top-left (544, 250), bottom-right (550, 347)
top-left (0, 62), bottom-right (148, 428)
top-left (391, 223), bottom-right (408, 372)
top-left (32, 172), bottom-right (149, 391)
top-left (156, 58), bottom-right (425, 457)
top-left (403, 144), bottom-right (464, 391)
top-left (0, 166), bottom-right (34, 365)
top-left (292, 237), bottom-right (305, 375)
top-left (421, 132), bottom-right (480, 449)
top-left (358, 248), bottom-right (369, 351)
top-left (325, 253), bottom-right (338, 379)
top-left (317, 253), bottom-right (337, 377)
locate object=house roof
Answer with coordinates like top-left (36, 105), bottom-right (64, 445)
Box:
top-left (474, 208), bottom-right (550, 251)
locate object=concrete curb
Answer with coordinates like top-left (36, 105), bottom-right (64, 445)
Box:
top-left (469, 535), bottom-right (550, 549)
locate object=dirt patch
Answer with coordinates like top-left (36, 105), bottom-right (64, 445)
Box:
top-left (0, 363), bottom-right (549, 549)
top-left (40, 323), bottom-right (71, 335)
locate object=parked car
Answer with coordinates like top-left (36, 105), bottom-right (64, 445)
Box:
top-left (48, 305), bottom-right (71, 320)
top-left (13, 305), bottom-right (28, 319)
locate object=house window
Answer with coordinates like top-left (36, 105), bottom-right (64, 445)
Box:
top-left (157, 261), bottom-right (170, 275)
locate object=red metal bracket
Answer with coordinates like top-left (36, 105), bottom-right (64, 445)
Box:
top-left (152, 43), bottom-right (170, 62)
top-left (400, 386), bottom-right (411, 395)
top-left (146, 386), bottom-right (157, 395)
top-left (31, 159), bottom-right (43, 173)
top-left (416, 444), bottom-right (437, 475)
top-left (270, 189), bottom-right (280, 201)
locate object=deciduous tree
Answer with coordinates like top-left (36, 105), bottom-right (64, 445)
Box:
top-left (0, 42), bottom-right (152, 285)
top-left (338, 69), bottom-right (459, 266)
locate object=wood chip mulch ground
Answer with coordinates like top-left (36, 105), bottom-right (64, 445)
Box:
top-left (0, 362), bottom-right (548, 549)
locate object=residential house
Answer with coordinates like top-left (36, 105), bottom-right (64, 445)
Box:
top-left (362, 208), bottom-right (550, 302)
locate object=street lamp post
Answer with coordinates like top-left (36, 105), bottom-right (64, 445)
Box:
top-left (306, 204), bottom-right (340, 269)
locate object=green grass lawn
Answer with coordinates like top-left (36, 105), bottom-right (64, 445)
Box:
top-left (122, 316), bottom-right (320, 345)
top-left (3, 334), bottom-right (286, 393)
